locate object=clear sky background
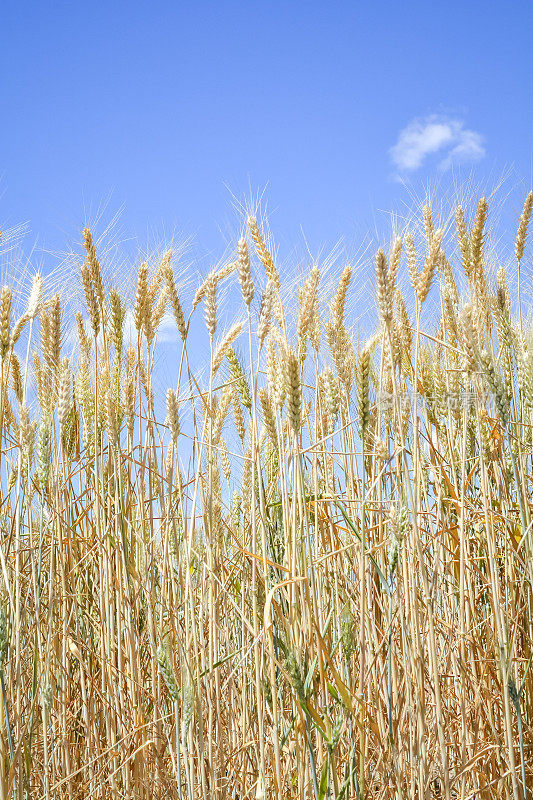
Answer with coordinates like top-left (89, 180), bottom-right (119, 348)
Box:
top-left (1, 0), bottom-right (532, 271)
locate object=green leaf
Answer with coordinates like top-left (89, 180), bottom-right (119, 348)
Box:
top-left (330, 716), bottom-right (343, 750)
top-left (318, 754), bottom-right (330, 800)
top-left (304, 656), bottom-right (318, 696)
top-left (327, 682), bottom-right (340, 703)
top-left (280, 714), bottom-right (296, 750)
top-left (24, 736), bottom-right (32, 783)
top-left (321, 607), bottom-right (334, 637)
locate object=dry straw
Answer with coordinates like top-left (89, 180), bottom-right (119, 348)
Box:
top-left (0, 191), bottom-right (531, 800)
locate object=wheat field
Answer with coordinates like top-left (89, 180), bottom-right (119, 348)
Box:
top-left (0, 192), bottom-right (532, 799)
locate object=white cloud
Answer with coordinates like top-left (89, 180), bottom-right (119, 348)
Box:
top-left (156, 312), bottom-right (180, 344)
top-left (389, 115), bottom-right (485, 173)
top-left (122, 309), bottom-right (178, 347)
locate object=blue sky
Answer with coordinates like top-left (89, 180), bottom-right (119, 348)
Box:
top-left (1, 0), bottom-right (532, 269)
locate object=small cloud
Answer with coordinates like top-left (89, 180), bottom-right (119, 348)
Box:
top-left (156, 312), bottom-right (179, 344)
top-left (389, 114), bottom-right (485, 173)
top-left (123, 310), bottom-right (137, 347)
top-left (122, 309), bottom-right (178, 347)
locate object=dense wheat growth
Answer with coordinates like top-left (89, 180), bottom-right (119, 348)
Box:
top-left (1, 193), bottom-right (533, 799)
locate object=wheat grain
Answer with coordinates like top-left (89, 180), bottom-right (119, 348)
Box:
top-left (238, 237), bottom-right (254, 307)
top-left (247, 215), bottom-right (280, 289)
top-left (0, 286), bottom-right (12, 359)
